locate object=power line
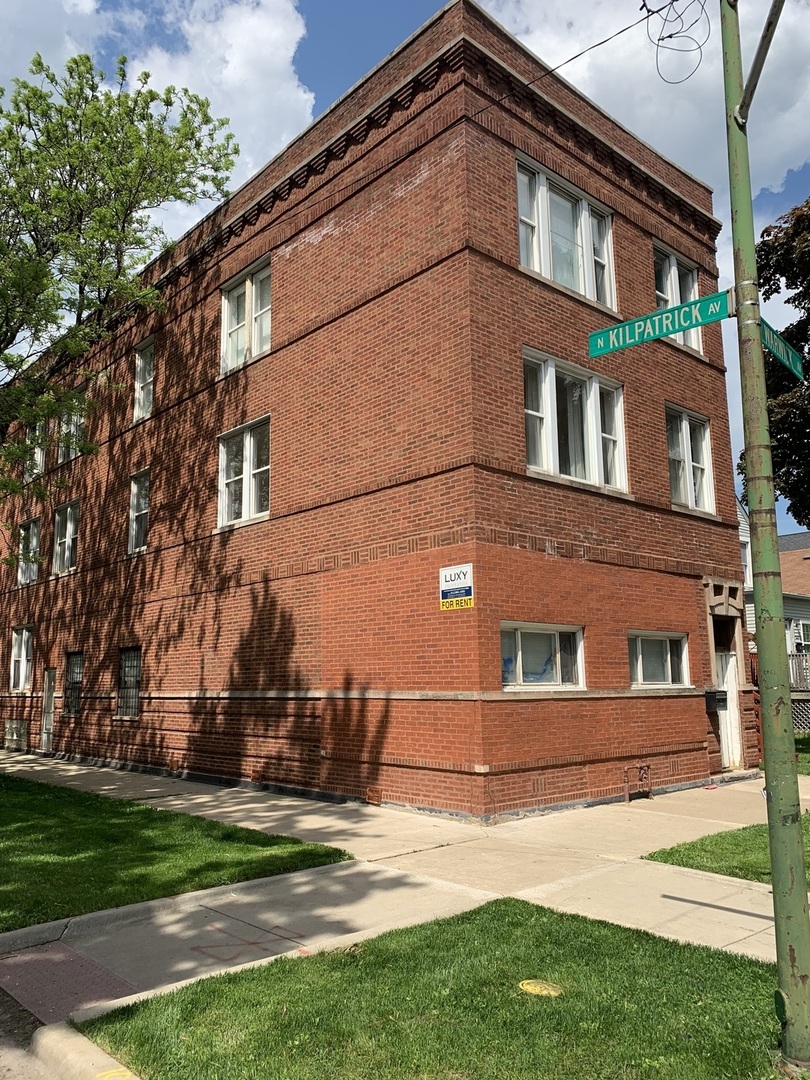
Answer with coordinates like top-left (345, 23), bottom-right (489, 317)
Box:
top-left (3, 4), bottom-right (676, 457)
top-left (643, 0), bottom-right (711, 84)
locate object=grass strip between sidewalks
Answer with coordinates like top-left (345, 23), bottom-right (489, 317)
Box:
top-left (0, 774), bottom-right (349, 932)
top-left (646, 779), bottom-right (810, 887)
top-left (82, 899), bottom-right (787, 1080)
top-left (796, 733), bottom-right (810, 776)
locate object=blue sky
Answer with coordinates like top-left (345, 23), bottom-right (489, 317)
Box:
top-left (2, 0), bottom-right (808, 530)
top-left (295, 0), bottom-right (443, 117)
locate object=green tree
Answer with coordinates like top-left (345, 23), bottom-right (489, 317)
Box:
top-left (0, 53), bottom-right (237, 493)
top-left (750, 194), bottom-right (810, 526)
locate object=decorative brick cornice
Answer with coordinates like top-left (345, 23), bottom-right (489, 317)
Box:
top-left (154, 41), bottom-right (467, 292)
top-left (464, 40), bottom-right (720, 242)
top-left (152, 34), bottom-right (719, 296)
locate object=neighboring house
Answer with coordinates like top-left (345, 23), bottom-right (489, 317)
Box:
top-left (738, 502), bottom-right (810, 728)
top-left (0, 0), bottom-right (757, 818)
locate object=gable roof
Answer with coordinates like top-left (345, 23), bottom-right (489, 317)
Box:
top-left (779, 532), bottom-right (810, 553)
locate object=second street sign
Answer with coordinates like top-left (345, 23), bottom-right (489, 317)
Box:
top-left (761, 319), bottom-right (804, 381)
top-left (589, 290), bottom-right (732, 359)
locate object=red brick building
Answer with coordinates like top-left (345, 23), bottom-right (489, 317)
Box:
top-left (0, 0), bottom-right (758, 817)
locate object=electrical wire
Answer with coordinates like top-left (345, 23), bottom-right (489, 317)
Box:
top-left (2, 2), bottom-right (681, 412)
top-left (642, 0), bottom-right (711, 84)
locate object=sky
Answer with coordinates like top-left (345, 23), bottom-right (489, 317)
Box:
top-left (2, 0), bottom-right (808, 530)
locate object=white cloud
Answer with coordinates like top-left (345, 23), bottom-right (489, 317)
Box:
top-left (62, 0), bottom-right (98, 15)
top-left (0, 0), bottom-right (106, 85)
top-left (1, 0), bottom-right (313, 242)
top-left (126, 0), bottom-right (313, 187)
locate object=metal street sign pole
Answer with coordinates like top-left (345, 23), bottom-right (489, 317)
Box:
top-left (721, 0), bottom-right (810, 1066)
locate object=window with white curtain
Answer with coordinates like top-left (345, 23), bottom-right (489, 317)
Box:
top-left (17, 519), bottom-right (40, 585)
top-left (222, 262), bottom-right (271, 373)
top-left (653, 247), bottom-right (700, 349)
top-left (53, 501), bottom-right (80, 573)
top-left (57, 401), bottom-right (84, 464)
top-left (628, 634), bottom-right (688, 686)
top-left (666, 407), bottom-right (713, 512)
top-left (134, 340), bottom-right (155, 421)
top-left (500, 623), bottom-right (584, 689)
top-left (10, 627), bottom-right (33, 692)
top-left (524, 351), bottom-right (626, 490)
top-left (517, 162), bottom-right (614, 307)
top-left (128, 471), bottom-right (150, 553)
top-left (218, 419), bottom-right (270, 526)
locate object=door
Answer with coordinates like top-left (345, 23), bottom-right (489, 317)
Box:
top-left (41, 668), bottom-right (56, 753)
top-left (716, 651), bottom-right (742, 769)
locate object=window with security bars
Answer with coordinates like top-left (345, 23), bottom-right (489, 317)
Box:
top-left (117, 647), bottom-right (141, 719)
top-left (64, 652), bottom-right (83, 715)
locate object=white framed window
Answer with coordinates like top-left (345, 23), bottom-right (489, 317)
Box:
top-left (53, 501), bottom-right (80, 574)
top-left (134, 340), bottom-right (155, 421)
top-left (23, 422), bottom-right (46, 481)
top-left (628, 633), bottom-right (689, 687)
top-left (218, 419), bottom-right (270, 526)
top-left (117, 646), bottom-right (142, 719)
top-left (653, 247), bottom-right (700, 349)
top-left (17, 519), bottom-right (40, 585)
top-left (524, 351), bottom-right (626, 490)
top-left (517, 161), bottom-right (614, 307)
top-left (10, 626), bottom-right (33, 692)
top-left (740, 540), bottom-right (752, 588)
top-left (221, 262), bottom-right (271, 373)
top-left (128, 470), bottom-right (150, 554)
top-left (500, 622), bottom-right (584, 689)
top-left (57, 402), bottom-right (84, 464)
top-left (666, 407), bottom-right (714, 512)
top-left (794, 622), bottom-right (810, 654)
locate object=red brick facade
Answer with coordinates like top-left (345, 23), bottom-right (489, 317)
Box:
top-left (0, 1), bottom-right (758, 817)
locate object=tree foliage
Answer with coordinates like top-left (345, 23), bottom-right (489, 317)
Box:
top-left (742, 195), bottom-right (810, 527)
top-left (0, 53), bottom-right (237, 493)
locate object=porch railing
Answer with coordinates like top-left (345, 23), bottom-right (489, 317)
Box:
top-left (749, 652), bottom-right (810, 692)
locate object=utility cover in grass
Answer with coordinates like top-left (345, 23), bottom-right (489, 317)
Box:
top-left (82, 899), bottom-right (783, 1080)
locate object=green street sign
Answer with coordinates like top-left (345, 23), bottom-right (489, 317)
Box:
top-left (589, 290), bottom-right (731, 359)
top-left (761, 319), bottom-right (804, 380)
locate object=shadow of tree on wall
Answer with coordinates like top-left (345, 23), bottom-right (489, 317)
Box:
top-left (321, 674), bottom-right (392, 801)
top-left (2, 240), bottom-right (393, 809)
top-left (184, 579), bottom-right (392, 803)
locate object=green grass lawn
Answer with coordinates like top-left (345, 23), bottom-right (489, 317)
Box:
top-left (0, 774), bottom-right (349, 932)
top-left (795, 733), bottom-right (810, 775)
top-left (82, 899), bottom-right (788, 1080)
top-left (646, 787), bottom-right (810, 887)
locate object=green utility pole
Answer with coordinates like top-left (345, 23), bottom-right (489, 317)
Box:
top-left (720, 0), bottom-right (810, 1066)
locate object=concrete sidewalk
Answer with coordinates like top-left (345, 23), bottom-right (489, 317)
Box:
top-left (0, 752), bottom-right (802, 1078)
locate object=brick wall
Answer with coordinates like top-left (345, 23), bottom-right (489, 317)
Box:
top-left (0, 0), bottom-right (753, 818)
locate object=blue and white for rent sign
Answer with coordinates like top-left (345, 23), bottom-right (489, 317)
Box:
top-left (439, 563), bottom-right (474, 611)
